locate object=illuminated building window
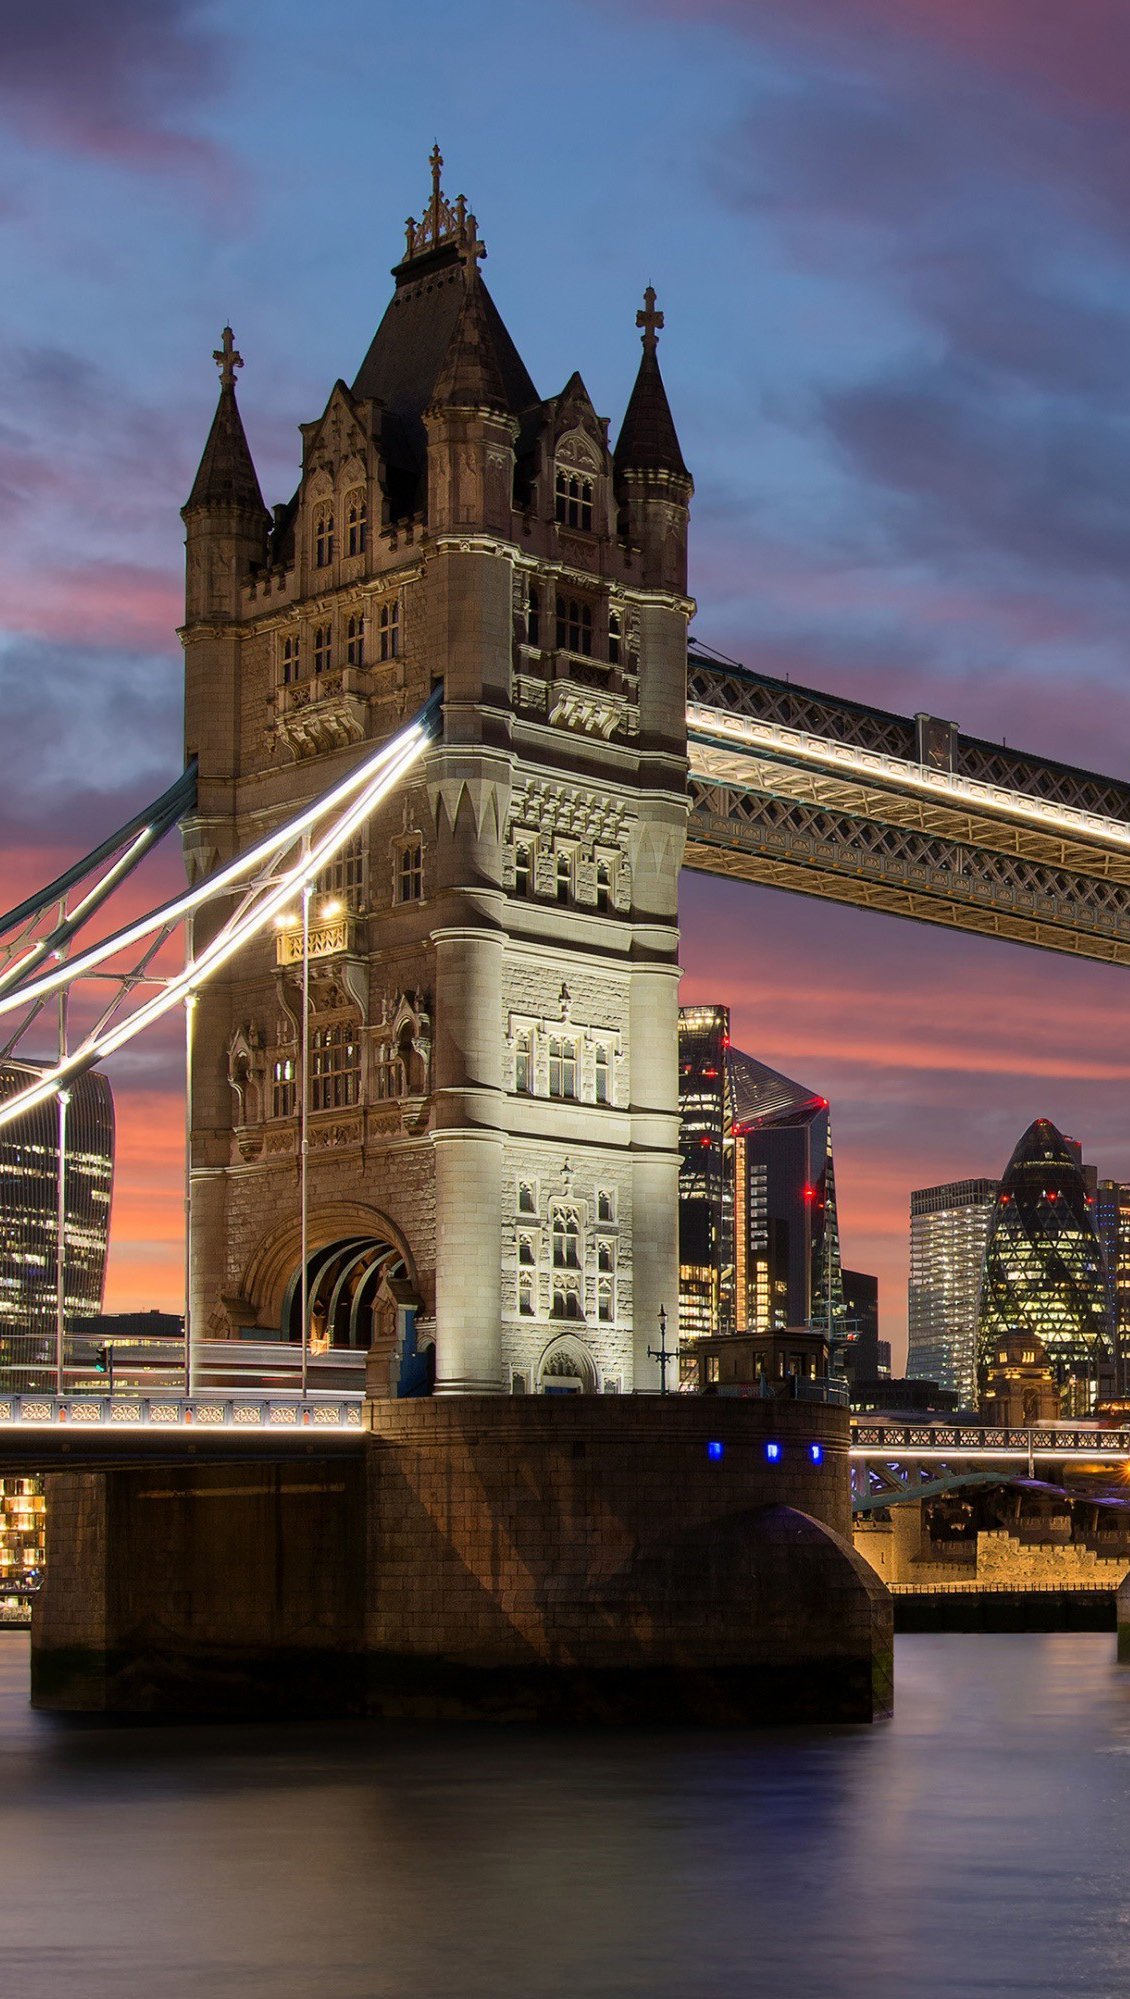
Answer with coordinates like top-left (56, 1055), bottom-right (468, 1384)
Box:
top-left (346, 490), bottom-right (367, 557)
top-left (313, 624), bottom-right (332, 675)
top-left (378, 598), bottom-right (400, 660)
top-left (345, 613), bottom-right (365, 667)
top-left (314, 506), bottom-right (334, 568)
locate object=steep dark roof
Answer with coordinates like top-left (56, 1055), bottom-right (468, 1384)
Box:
top-left (430, 268), bottom-right (510, 412)
top-left (351, 246), bottom-right (537, 490)
top-left (185, 384), bottom-right (267, 515)
top-left (613, 345), bottom-right (689, 480)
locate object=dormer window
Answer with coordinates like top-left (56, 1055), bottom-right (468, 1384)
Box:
top-left (313, 624), bottom-right (331, 676)
top-left (379, 599), bottom-right (400, 661)
top-left (346, 491), bottom-right (367, 557)
top-left (345, 614), bottom-right (365, 667)
top-left (281, 635), bottom-right (301, 684)
top-left (556, 597), bottom-right (593, 656)
top-left (555, 469), bottom-right (593, 532)
top-left (314, 506), bottom-right (334, 568)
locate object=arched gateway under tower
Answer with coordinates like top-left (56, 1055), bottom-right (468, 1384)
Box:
top-left (181, 154), bottom-right (693, 1396)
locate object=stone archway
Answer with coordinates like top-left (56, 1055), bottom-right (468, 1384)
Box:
top-left (238, 1201), bottom-right (421, 1333)
top-left (537, 1334), bottom-right (598, 1395)
top-left (281, 1236), bottom-right (407, 1351)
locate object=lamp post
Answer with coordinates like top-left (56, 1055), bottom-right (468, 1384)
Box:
top-left (647, 1304), bottom-right (677, 1395)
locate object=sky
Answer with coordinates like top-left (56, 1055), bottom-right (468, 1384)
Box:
top-left (4, 0), bottom-right (1130, 1364)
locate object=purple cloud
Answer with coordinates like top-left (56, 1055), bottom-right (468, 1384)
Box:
top-left (0, 1), bottom-right (231, 174)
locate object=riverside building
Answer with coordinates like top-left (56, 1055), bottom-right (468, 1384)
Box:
top-left (907, 1179), bottom-right (997, 1406)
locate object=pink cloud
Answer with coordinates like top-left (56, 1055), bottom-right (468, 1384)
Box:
top-left (0, 561), bottom-right (180, 651)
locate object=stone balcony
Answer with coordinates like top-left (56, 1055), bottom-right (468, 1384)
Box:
top-left (515, 648), bottom-right (639, 740)
top-left (274, 668), bottom-right (369, 758)
top-left (275, 911), bottom-right (359, 969)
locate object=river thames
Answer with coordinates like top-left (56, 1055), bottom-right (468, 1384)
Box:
top-left (1, 1630), bottom-right (1128, 1997)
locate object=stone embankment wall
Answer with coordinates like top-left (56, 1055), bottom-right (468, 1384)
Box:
top-left (32, 1398), bottom-right (893, 1725)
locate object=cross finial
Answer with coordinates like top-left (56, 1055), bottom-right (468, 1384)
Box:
top-left (636, 285), bottom-right (664, 355)
top-left (429, 142), bottom-right (444, 239)
top-left (213, 325), bottom-right (243, 391)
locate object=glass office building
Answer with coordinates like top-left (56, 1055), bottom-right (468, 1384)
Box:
top-left (976, 1118), bottom-right (1110, 1417)
top-left (0, 1060), bottom-right (115, 1390)
top-left (678, 1006), bottom-right (844, 1358)
top-left (908, 1179), bottom-right (998, 1405)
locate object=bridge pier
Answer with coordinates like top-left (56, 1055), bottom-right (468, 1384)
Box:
top-left (31, 1399), bottom-right (892, 1725)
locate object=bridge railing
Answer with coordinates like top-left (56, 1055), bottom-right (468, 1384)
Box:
top-left (0, 1394), bottom-right (363, 1431)
top-left (851, 1424), bottom-right (1130, 1454)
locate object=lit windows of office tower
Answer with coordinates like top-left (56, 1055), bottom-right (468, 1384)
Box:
top-left (907, 1180), bottom-right (997, 1406)
top-left (976, 1119), bottom-right (1111, 1418)
top-left (0, 1061), bottom-right (114, 1391)
top-left (677, 1005), bottom-right (844, 1361)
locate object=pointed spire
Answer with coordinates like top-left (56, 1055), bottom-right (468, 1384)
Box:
top-left (185, 325), bottom-right (268, 515)
top-left (430, 264), bottom-right (510, 413)
top-left (613, 287), bottom-right (689, 481)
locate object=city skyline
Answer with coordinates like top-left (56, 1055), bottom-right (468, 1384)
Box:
top-left (6, 2), bottom-right (1130, 1364)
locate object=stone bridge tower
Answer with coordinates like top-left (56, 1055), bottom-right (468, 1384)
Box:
top-left (181, 154), bottom-right (693, 1395)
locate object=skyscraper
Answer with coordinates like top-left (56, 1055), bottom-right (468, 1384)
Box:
top-left (677, 1006), bottom-right (844, 1353)
top-left (976, 1119), bottom-right (1110, 1417)
top-left (1094, 1179), bottom-right (1130, 1395)
top-left (0, 1060), bottom-right (115, 1391)
top-left (908, 1179), bottom-right (997, 1404)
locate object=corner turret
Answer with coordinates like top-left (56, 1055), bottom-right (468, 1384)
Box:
top-left (613, 289), bottom-right (692, 591)
top-left (182, 327), bottom-right (270, 623)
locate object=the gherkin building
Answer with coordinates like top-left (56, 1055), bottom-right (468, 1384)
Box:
top-left (976, 1118), bottom-right (1111, 1417)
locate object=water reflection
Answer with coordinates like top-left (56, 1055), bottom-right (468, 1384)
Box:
top-left (0, 1633), bottom-right (1128, 1997)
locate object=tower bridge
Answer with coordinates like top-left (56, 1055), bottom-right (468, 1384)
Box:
top-left (7, 156), bottom-right (1130, 1719)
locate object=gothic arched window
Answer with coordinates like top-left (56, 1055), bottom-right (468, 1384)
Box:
top-left (555, 469), bottom-right (593, 533)
top-left (518, 1235), bottom-right (536, 1267)
top-left (281, 634), bottom-right (301, 685)
top-left (346, 491), bottom-right (367, 557)
top-left (313, 624), bottom-right (332, 675)
top-left (608, 609), bottom-right (621, 665)
top-left (519, 1280), bottom-right (535, 1317)
top-left (555, 596), bottom-right (593, 656)
top-left (310, 1021), bottom-right (360, 1110)
top-left (547, 1038), bottom-right (577, 1100)
top-left (314, 506), bottom-right (334, 568)
top-left (594, 1044), bottom-right (611, 1105)
top-left (378, 598), bottom-right (400, 660)
top-left (552, 1211), bottom-right (581, 1270)
top-left (597, 1239), bottom-right (614, 1274)
top-left (345, 613), bottom-right (365, 667)
top-left (595, 860), bottom-right (611, 913)
top-left (514, 1032), bottom-right (532, 1095)
top-left (527, 585), bottom-right (541, 649)
top-left (514, 843), bottom-right (533, 898)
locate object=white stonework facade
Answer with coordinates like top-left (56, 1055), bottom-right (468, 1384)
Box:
top-left (182, 161), bottom-right (693, 1395)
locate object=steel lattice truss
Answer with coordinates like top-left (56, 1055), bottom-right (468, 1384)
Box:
top-left (0, 690), bottom-right (441, 1130)
top-left (686, 647), bottom-right (1130, 963)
